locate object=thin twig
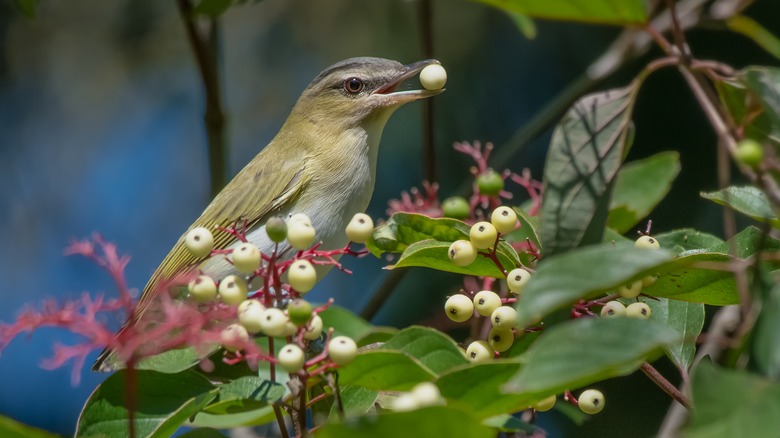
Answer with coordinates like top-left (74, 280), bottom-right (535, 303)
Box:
top-left (418, 0), bottom-right (437, 183)
top-left (640, 362), bottom-right (691, 409)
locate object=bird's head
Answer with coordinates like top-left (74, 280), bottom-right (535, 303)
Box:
top-left (289, 57), bottom-right (444, 129)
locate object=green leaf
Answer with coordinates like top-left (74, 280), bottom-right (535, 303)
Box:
top-left (683, 363), bottom-right (780, 437)
top-left (483, 414), bottom-right (536, 433)
top-left (136, 346), bottom-right (217, 374)
top-left (539, 83), bottom-right (641, 256)
top-left (329, 386), bottom-right (379, 419)
top-left (726, 16), bottom-right (780, 60)
top-left (643, 298), bottom-right (704, 370)
top-left (504, 207), bottom-right (541, 264)
top-left (608, 152), bottom-right (681, 233)
top-left (380, 326), bottom-right (469, 374)
top-left (318, 305), bottom-right (373, 340)
top-left (316, 406), bottom-right (494, 438)
top-left (740, 67), bottom-right (780, 140)
top-left (642, 252), bottom-right (739, 305)
top-left (701, 186), bottom-right (780, 228)
top-left (474, 0), bottom-right (647, 25)
top-left (192, 0), bottom-right (232, 17)
top-left (437, 362), bottom-right (531, 418)
top-left (753, 279), bottom-right (780, 379)
top-left (201, 376), bottom-right (286, 415)
top-left (0, 415), bottom-right (59, 438)
top-left (504, 318), bottom-right (679, 396)
top-left (508, 12), bottom-right (537, 39)
top-left (715, 76), bottom-right (780, 145)
top-left (337, 351), bottom-right (437, 391)
top-left (515, 243), bottom-right (673, 327)
top-left (654, 228), bottom-right (724, 254)
top-left (391, 240), bottom-right (516, 278)
top-left (708, 225), bottom-right (780, 259)
top-left (76, 370), bottom-right (218, 438)
top-left (178, 428), bottom-right (229, 438)
top-left (189, 407), bottom-right (275, 429)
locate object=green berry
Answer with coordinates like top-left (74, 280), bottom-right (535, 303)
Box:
top-left (470, 221), bottom-right (498, 250)
top-left (618, 280), bottom-right (642, 299)
top-left (411, 382), bottom-right (442, 407)
top-left (278, 344), bottom-right (305, 373)
top-left (578, 389), bottom-right (605, 414)
top-left (473, 290), bottom-right (502, 317)
top-left (238, 299), bottom-right (266, 334)
top-left (635, 235), bottom-right (660, 250)
top-left (419, 63), bottom-right (447, 90)
top-left (490, 306), bottom-right (517, 330)
top-left (448, 240), bottom-right (478, 266)
top-left (287, 299), bottom-right (313, 327)
top-left (445, 294), bottom-right (474, 323)
top-left (442, 196), bottom-right (470, 219)
top-left (345, 213), bottom-right (374, 244)
top-left (532, 394), bottom-right (557, 412)
top-left (506, 268), bottom-right (531, 294)
top-left (232, 242), bottom-right (261, 274)
top-left (218, 275), bottom-right (248, 306)
top-left (188, 274), bottom-right (217, 303)
top-left (329, 336), bottom-right (358, 366)
top-left (265, 216), bottom-right (288, 243)
top-left (735, 138), bottom-right (764, 168)
top-left (184, 227), bottom-right (214, 258)
top-left (288, 259), bottom-right (317, 294)
top-left (260, 307), bottom-right (289, 337)
top-left (600, 301), bottom-right (626, 318)
top-left (287, 220), bottom-right (316, 250)
top-left (488, 327), bottom-right (514, 352)
top-left (221, 323), bottom-right (249, 352)
top-left (626, 302), bottom-right (652, 319)
top-left (303, 314), bottom-right (323, 341)
top-left (491, 206), bottom-right (517, 234)
top-left (466, 340), bottom-right (494, 363)
top-left (477, 169), bottom-right (504, 196)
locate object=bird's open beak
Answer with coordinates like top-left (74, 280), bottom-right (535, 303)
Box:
top-left (372, 59), bottom-right (444, 105)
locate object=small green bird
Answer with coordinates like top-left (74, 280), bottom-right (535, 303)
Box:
top-left (93, 57), bottom-right (444, 371)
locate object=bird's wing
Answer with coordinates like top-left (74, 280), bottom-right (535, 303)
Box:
top-left (93, 147), bottom-right (309, 371)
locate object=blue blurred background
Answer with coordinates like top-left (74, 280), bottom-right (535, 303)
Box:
top-left (1, 0), bottom-right (779, 435)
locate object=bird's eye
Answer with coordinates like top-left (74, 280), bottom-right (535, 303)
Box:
top-left (344, 77), bottom-right (365, 94)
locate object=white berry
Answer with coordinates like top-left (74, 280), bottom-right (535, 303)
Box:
top-left (445, 294), bottom-right (474, 323)
top-left (473, 290), bottom-right (502, 317)
top-left (419, 63), bottom-right (447, 90)
top-left (287, 220), bottom-right (316, 250)
top-left (218, 275), bottom-right (248, 305)
top-left (448, 240), bottom-right (478, 266)
top-left (618, 280), bottom-right (642, 299)
top-left (303, 314), bottom-right (324, 341)
top-left (578, 389), bottom-right (605, 414)
top-left (328, 336), bottom-right (358, 366)
top-left (491, 206), bottom-right (518, 234)
top-left (488, 327), bottom-right (514, 352)
top-left (600, 301), bottom-right (626, 318)
top-left (288, 213), bottom-right (312, 226)
top-left (260, 307), bottom-right (289, 337)
top-left (391, 393), bottom-right (419, 412)
top-left (470, 221), bottom-right (498, 250)
top-left (346, 213), bottom-right (374, 243)
top-left (626, 302), bottom-right (652, 319)
top-left (188, 274), bottom-right (217, 303)
top-left (411, 382), bottom-right (443, 407)
top-left (278, 344), bottom-right (305, 373)
top-left (465, 340), bottom-right (494, 363)
top-left (490, 306), bottom-right (517, 330)
top-left (232, 242), bottom-right (261, 274)
top-left (238, 299), bottom-right (266, 334)
top-left (288, 259), bottom-right (317, 294)
top-left (506, 268), bottom-right (531, 294)
top-left (221, 323), bottom-right (249, 352)
top-left (532, 394), bottom-right (557, 412)
top-left (635, 235), bottom-right (660, 249)
top-left (184, 227), bottom-right (214, 258)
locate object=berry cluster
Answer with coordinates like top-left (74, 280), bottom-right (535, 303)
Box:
top-left (599, 234), bottom-right (661, 321)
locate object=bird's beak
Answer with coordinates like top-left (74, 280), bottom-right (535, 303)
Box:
top-left (372, 59), bottom-right (444, 105)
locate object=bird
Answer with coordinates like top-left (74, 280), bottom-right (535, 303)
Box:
top-left (93, 56), bottom-right (444, 371)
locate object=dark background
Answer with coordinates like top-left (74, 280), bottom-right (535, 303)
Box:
top-left (1, 0), bottom-right (778, 435)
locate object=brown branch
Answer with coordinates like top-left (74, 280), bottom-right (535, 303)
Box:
top-left (417, 0), bottom-right (437, 183)
top-left (176, 0), bottom-right (228, 199)
top-left (640, 362), bottom-right (691, 409)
